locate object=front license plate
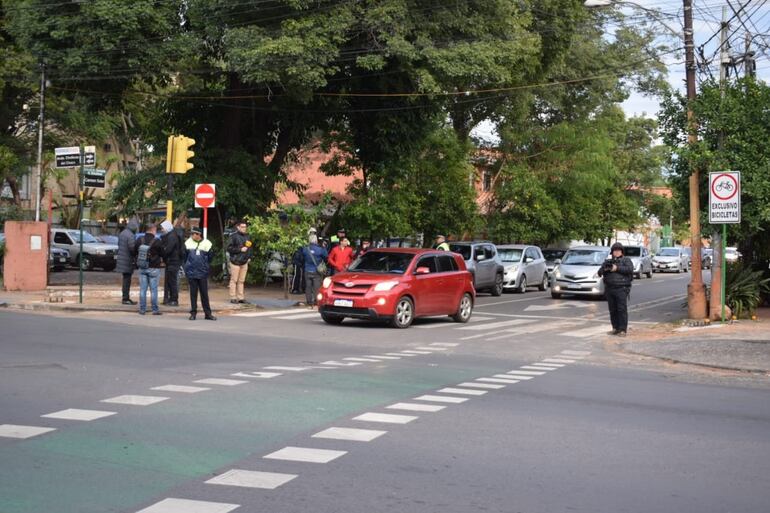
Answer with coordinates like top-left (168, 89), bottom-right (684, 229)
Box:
top-left (59, 258), bottom-right (67, 263)
top-left (334, 299), bottom-right (354, 307)
top-left (567, 284), bottom-right (581, 290)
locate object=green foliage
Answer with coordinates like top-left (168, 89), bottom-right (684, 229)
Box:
top-left (724, 262), bottom-right (770, 319)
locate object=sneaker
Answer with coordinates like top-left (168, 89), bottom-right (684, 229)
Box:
top-left (618, 330), bottom-right (627, 337)
top-left (205, 315), bottom-right (217, 321)
top-left (122, 299), bottom-right (136, 305)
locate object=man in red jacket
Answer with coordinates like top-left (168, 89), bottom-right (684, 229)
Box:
top-left (328, 237), bottom-right (354, 275)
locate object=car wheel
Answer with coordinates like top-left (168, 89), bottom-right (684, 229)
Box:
top-left (391, 297), bottom-right (414, 329)
top-left (491, 274), bottom-right (503, 296)
top-left (452, 293), bottom-right (473, 323)
top-left (79, 255), bottom-right (94, 271)
top-left (551, 291), bottom-right (562, 299)
top-left (538, 273), bottom-right (548, 291)
top-left (518, 275), bottom-right (527, 294)
top-left (321, 312), bottom-right (345, 325)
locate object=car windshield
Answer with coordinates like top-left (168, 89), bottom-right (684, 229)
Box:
top-left (448, 244), bottom-right (471, 260)
top-left (497, 249), bottom-right (523, 262)
top-left (562, 249), bottom-right (607, 266)
top-left (658, 248), bottom-right (679, 257)
top-left (623, 247), bottom-right (642, 257)
top-left (542, 249), bottom-right (565, 261)
top-left (68, 231), bottom-right (98, 243)
top-left (348, 251), bottom-right (414, 274)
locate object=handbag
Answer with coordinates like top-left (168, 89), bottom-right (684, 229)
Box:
top-left (308, 246), bottom-right (328, 276)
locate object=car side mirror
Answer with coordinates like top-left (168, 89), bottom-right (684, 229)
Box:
top-left (475, 254), bottom-right (486, 262)
top-left (415, 266), bottom-right (431, 275)
top-left (524, 257), bottom-right (533, 263)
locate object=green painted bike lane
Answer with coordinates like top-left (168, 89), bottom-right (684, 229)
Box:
top-left (0, 361), bottom-right (503, 513)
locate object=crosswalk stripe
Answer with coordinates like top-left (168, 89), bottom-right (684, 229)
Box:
top-left (42, 409), bottom-right (116, 421)
top-left (498, 374), bottom-right (532, 380)
top-left (312, 427), bottom-right (387, 442)
top-left (233, 308), bottom-right (302, 317)
top-left (415, 316), bottom-right (494, 328)
top-left (414, 394), bottom-right (468, 404)
top-left (101, 394), bottom-right (169, 405)
top-left (544, 358), bottom-right (576, 363)
top-left (400, 350), bottom-right (432, 354)
top-left (520, 365), bottom-right (555, 371)
top-left (416, 346), bottom-right (448, 351)
top-left (562, 350), bottom-right (591, 356)
top-left (152, 385), bottom-right (211, 393)
top-left (533, 363), bottom-right (564, 368)
top-left (206, 469), bottom-right (297, 490)
top-left (484, 321), bottom-right (580, 341)
top-left (477, 377), bottom-right (519, 384)
top-left (263, 366), bottom-right (309, 371)
top-left (366, 355), bottom-right (401, 359)
top-left (458, 319), bottom-right (538, 331)
top-left (274, 312), bottom-right (320, 320)
top-left (196, 378), bottom-right (250, 386)
top-left (456, 382), bottom-right (505, 389)
top-left (385, 352), bottom-right (417, 357)
top-left (0, 424), bottom-right (56, 439)
top-left (134, 497), bottom-right (240, 513)
top-left (437, 387), bottom-right (487, 396)
top-left (344, 357), bottom-right (381, 362)
top-left (560, 325), bottom-right (610, 338)
top-left (354, 412), bottom-right (418, 424)
top-left (321, 361), bottom-right (362, 366)
top-left (264, 446), bottom-right (347, 464)
top-left (430, 343), bottom-right (460, 347)
top-left (508, 370), bottom-right (546, 375)
top-left (231, 372), bottom-right (282, 379)
top-left (387, 402), bottom-right (446, 412)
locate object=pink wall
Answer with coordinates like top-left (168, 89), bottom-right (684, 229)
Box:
top-left (3, 221), bottom-right (48, 291)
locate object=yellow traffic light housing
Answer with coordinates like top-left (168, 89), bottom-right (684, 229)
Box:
top-left (167, 135), bottom-right (195, 174)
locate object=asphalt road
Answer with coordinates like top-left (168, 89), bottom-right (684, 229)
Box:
top-left (2, 270), bottom-right (769, 513)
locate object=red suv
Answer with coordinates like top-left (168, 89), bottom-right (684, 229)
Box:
top-left (317, 248), bottom-right (475, 328)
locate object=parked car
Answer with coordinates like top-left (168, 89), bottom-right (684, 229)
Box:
top-left (448, 241), bottom-right (504, 296)
top-left (50, 228), bottom-right (118, 271)
top-left (623, 245), bottom-right (653, 279)
top-left (652, 247), bottom-right (689, 273)
top-left (49, 246), bottom-right (70, 271)
top-left (682, 246), bottom-right (692, 269)
top-left (550, 246), bottom-right (611, 299)
top-left (702, 248), bottom-right (713, 269)
top-left (542, 248), bottom-right (566, 281)
top-left (317, 248), bottom-right (475, 328)
top-left (497, 244), bottom-right (548, 293)
top-left (96, 234), bottom-right (119, 246)
top-left (725, 247), bottom-right (742, 263)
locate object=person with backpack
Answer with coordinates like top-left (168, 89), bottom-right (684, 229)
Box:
top-left (134, 223), bottom-right (164, 315)
top-left (226, 220), bottom-right (253, 304)
top-left (301, 233), bottom-right (328, 308)
top-left (183, 227), bottom-right (216, 321)
top-left (160, 219), bottom-right (184, 306)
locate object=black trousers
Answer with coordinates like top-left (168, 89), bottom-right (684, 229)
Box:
top-left (606, 286), bottom-right (630, 332)
top-left (122, 272), bottom-right (133, 301)
top-left (188, 277), bottom-right (212, 316)
top-left (291, 267), bottom-right (305, 293)
top-left (164, 264), bottom-right (180, 303)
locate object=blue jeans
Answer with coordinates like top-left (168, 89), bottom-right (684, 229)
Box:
top-left (139, 268), bottom-right (160, 313)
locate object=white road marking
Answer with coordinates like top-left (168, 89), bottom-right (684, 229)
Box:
top-left (543, 358), bottom-right (576, 364)
top-left (195, 378), bottom-right (248, 386)
top-left (312, 427), bottom-right (387, 442)
top-left (534, 362), bottom-right (565, 368)
top-left (263, 366), bottom-right (309, 372)
top-left (321, 361), bottom-right (362, 366)
top-left (520, 365), bottom-right (555, 371)
top-left (0, 424), bottom-right (56, 439)
top-left (430, 342), bottom-right (460, 347)
top-left (231, 371), bottom-right (282, 379)
top-left (41, 409), bottom-right (116, 421)
top-left (366, 355), bottom-right (401, 359)
top-left (414, 394), bottom-right (468, 404)
top-left (456, 382), bottom-right (505, 389)
top-left (343, 357), bottom-right (381, 362)
top-left (206, 469), bottom-right (297, 490)
top-left (561, 324), bottom-right (611, 338)
top-left (353, 412), bottom-right (418, 424)
top-left (416, 346), bottom-right (448, 351)
top-left (385, 352), bottom-right (416, 357)
top-left (562, 350), bottom-right (591, 356)
top-left (134, 497), bottom-right (239, 513)
top-left (477, 377), bottom-right (520, 384)
top-left (458, 319), bottom-right (538, 331)
top-left (484, 321), bottom-right (580, 341)
top-left (508, 370), bottom-right (546, 375)
top-left (524, 302), bottom-right (593, 312)
top-left (399, 350), bottom-right (432, 354)
top-left (415, 316), bottom-right (494, 328)
top-left (264, 446), bottom-right (347, 464)
top-left (387, 402), bottom-right (446, 412)
top-left (101, 395), bottom-right (169, 406)
top-left (437, 387), bottom-right (487, 396)
top-left (232, 308), bottom-right (302, 317)
top-left (151, 385), bottom-right (210, 393)
top-left (274, 313), bottom-right (320, 320)
top-left (474, 295), bottom-right (553, 307)
top-left (499, 374), bottom-right (533, 380)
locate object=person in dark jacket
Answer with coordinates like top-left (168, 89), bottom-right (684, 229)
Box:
top-left (301, 234), bottom-right (328, 308)
top-left (226, 220), bottom-right (253, 304)
top-left (160, 220), bottom-right (183, 306)
top-left (134, 223), bottom-right (164, 315)
top-left (184, 227), bottom-right (216, 321)
top-left (117, 219), bottom-right (139, 305)
top-left (290, 246), bottom-right (305, 294)
top-left (597, 242), bottom-right (634, 336)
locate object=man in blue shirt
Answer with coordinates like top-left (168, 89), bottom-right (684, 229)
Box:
top-left (301, 234), bottom-right (328, 308)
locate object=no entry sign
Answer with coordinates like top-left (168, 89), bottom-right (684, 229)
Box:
top-left (194, 183), bottom-right (216, 208)
top-left (709, 172), bottom-right (741, 224)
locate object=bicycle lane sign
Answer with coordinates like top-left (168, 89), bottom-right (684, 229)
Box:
top-left (709, 171), bottom-right (741, 224)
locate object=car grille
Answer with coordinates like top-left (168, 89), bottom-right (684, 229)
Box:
top-left (331, 281), bottom-right (372, 296)
top-left (324, 306), bottom-right (374, 317)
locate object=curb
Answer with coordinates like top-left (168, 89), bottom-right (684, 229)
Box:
top-left (616, 342), bottom-right (770, 375)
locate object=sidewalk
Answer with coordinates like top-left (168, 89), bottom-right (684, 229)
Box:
top-left (615, 309), bottom-right (770, 374)
top-left (0, 280), bottom-right (304, 314)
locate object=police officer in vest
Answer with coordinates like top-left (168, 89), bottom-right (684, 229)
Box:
top-left (598, 242), bottom-right (634, 336)
top-left (184, 227), bottom-right (217, 321)
top-left (434, 234), bottom-right (450, 251)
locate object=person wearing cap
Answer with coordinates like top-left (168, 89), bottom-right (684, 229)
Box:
top-left (597, 242), bottom-right (634, 336)
top-left (183, 227), bottom-right (216, 321)
top-left (434, 234), bottom-right (450, 251)
top-left (329, 228), bottom-right (346, 251)
top-left (226, 220), bottom-right (253, 304)
top-left (160, 219), bottom-right (183, 306)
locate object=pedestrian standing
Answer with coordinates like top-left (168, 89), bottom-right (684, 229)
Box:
top-left (353, 239), bottom-right (371, 260)
top-left (302, 234), bottom-right (328, 308)
top-left (160, 220), bottom-right (183, 306)
top-left (184, 227), bottom-right (217, 321)
top-left (290, 246), bottom-right (305, 294)
top-left (598, 242), bottom-right (634, 336)
top-left (329, 228), bottom-right (346, 251)
top-left (434, 234), bottom-right (450, 251)
top-left (117, 219), bottom-right (139, 305)
top-left (134, 223), bottom-right (164, 315)
top-left (328, 237), bottom-right (353, 274)
top-left (227, 220), bottom-right (252, 304)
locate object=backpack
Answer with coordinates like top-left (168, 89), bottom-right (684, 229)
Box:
top-left (137, 242), bottom-right (151, 269)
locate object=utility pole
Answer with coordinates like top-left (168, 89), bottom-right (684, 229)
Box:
top-left (684, 0), bottom-right (707, 320)
top-left (34, 63), bottom-right (46, 222)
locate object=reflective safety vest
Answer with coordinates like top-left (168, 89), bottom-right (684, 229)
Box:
top-left (436, 242), bottom-right (450, 251)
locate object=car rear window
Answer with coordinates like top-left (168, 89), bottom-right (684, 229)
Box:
top-left (623, 247), bottom-right (642, 257)
top-left (449, 244), bottom-right (471, 260)
top-left (348, 251), bottom-right (414, 274)
top-left (437, 255), bottom-right (458, 272)
top-left (542, 249), bottom-right (565, 261)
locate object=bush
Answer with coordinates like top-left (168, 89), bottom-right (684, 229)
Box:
top-left (725, 263), bottom-right (770, 318)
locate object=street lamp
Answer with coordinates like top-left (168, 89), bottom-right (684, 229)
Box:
top-left (584, 0), bottom-right (707, 320)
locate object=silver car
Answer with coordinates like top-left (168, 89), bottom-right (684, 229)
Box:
top-left (551, 246), bottom-right (610, 299)
top-left (652, 247), bottom-right (689, 273)
top-left (497, 244), bottom-right (549, 293)
top-left (623, 245), bottom-right (653, 279)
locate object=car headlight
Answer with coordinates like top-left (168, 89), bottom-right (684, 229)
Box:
top-left (505, 265), bottom-right (518, 275)
top-left (95, 249), bottom-right (106, 255)
top-left (554, 267), bottom-right (562, 278)
top-left (374, 281), bottom-right (399, 292)
top-left (322, 277), bottom-right (332, 288)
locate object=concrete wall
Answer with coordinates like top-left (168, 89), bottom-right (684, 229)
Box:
top-left (3, 221), bottom-right (48, 291)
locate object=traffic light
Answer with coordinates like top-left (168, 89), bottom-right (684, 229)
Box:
top-left (165, 135), bottom-right (175, 174)
top-left (168, 135), bottom-right (195, 174)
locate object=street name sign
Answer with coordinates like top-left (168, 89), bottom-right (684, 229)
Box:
top-left (54, 147), bottom-right (80, 168)
top-left (83, 169), bottom-right (106, 188)
top-left (194, 183), bottom-right (216, 208)
top-left (709, 171), bottom-right (741, 224)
